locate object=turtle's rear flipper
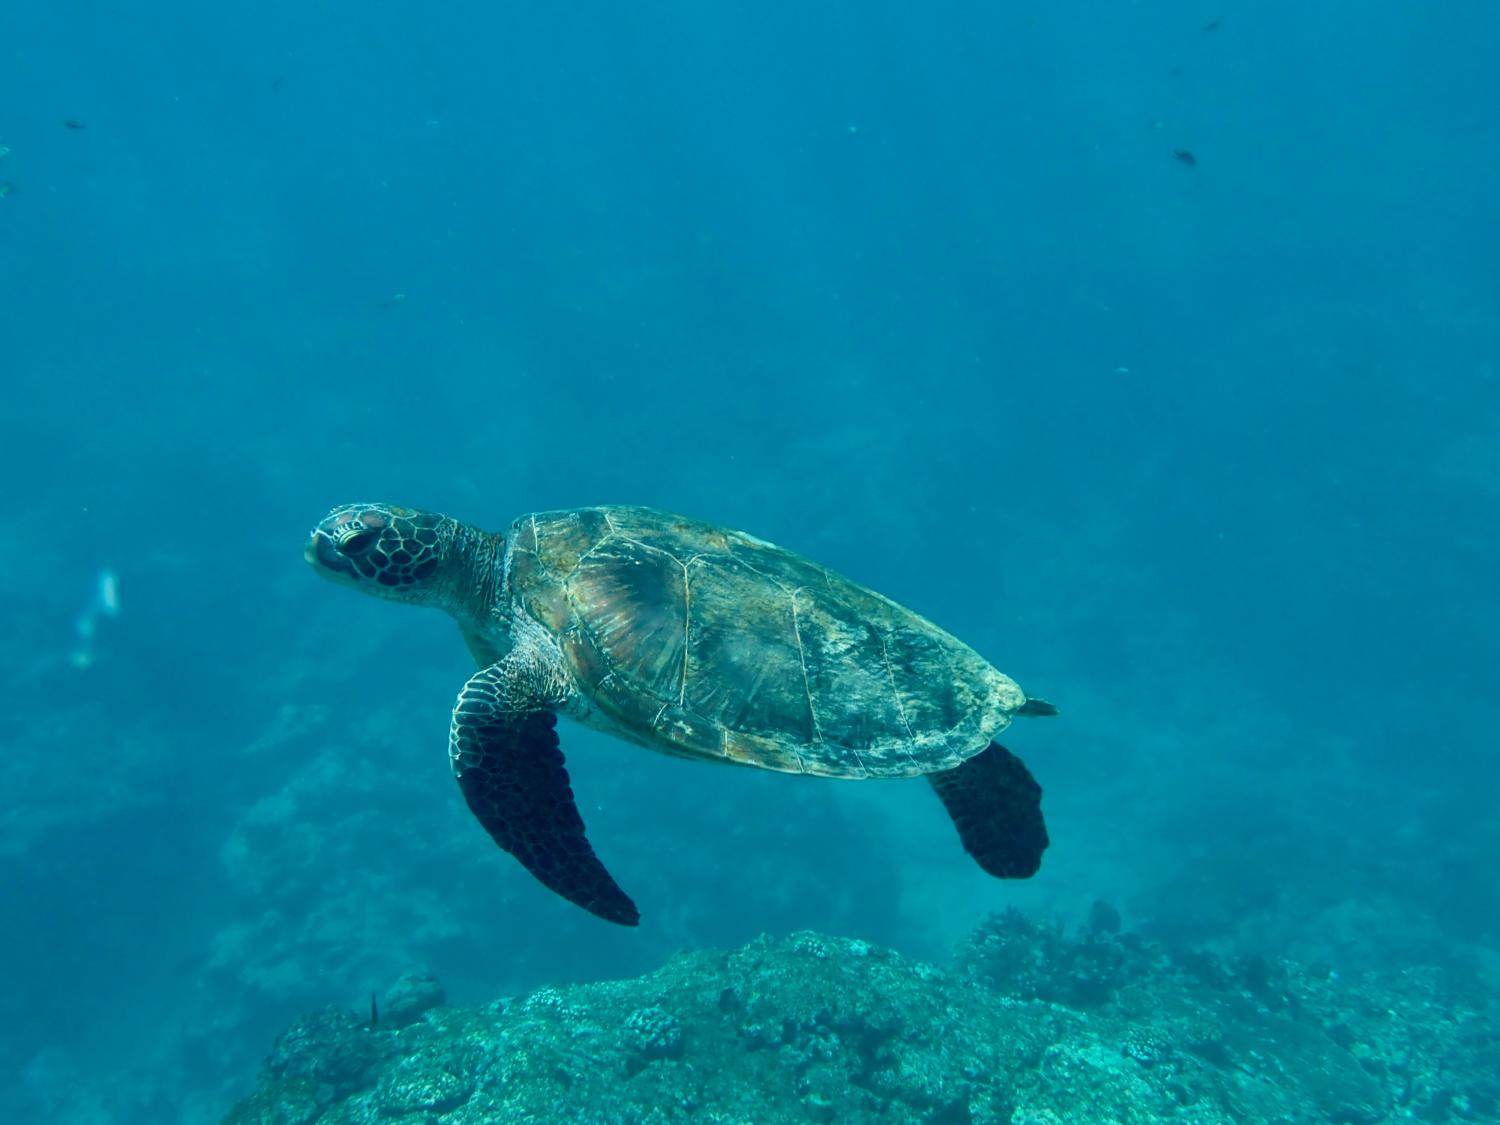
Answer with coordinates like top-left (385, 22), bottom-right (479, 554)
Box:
top-left (928, 742), bottom-right (1048, 879)
top-left (450, 669), bottom-right (639, 926)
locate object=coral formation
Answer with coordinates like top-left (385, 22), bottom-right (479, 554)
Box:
top-left (225, 910), bottom-right (1498, 1125)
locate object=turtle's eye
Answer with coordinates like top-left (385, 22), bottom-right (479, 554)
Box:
top-left (337, 529), bottom-right (380, 557)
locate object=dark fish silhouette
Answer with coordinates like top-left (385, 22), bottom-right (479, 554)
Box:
top-left (1202, 20), bottom-right (1222, 32)
top-left (63, 119), bottom-right (87, 130)
top-left (1172, 150), bottom-right (1198, 167)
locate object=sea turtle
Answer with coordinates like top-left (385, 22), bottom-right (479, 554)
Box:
top-left (306, 503), bottom-right (1056, 925)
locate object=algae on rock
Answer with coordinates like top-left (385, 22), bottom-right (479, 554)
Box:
top-left (225, 912), bottom-right (1497, 1125)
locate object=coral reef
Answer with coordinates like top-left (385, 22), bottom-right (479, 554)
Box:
top-left (225, 910), bottom-right (1497, 1124)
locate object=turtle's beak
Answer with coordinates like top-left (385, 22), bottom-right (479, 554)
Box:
top-left (306, 531), bottom-right (354, 578)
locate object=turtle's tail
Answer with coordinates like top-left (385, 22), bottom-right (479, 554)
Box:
top-left (1018, 696), bottom-right (1058, 717)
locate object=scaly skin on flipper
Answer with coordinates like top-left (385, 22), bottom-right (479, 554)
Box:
top-left (451, 650), bottom-right (639, 926)
top-left (305, 501), bottom-right (1056, 924)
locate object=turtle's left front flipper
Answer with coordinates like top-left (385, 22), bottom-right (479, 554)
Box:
top-left (450, 663), bottom-right (640, 926)
top-left (928, 742), bottom-right (1048, 879)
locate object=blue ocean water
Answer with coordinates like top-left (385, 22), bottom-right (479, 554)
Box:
top-left (1, 1), bottom-right (1496, 1119)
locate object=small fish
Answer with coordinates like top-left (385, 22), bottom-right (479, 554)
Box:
top-left (370, 992), bottom-right (379, 1028)
top-left (1172, 149), bottom-right (1198, 167)
top-left (63, 119), bottom-right (87, 130)
top-left (1202, 19), bottom-right (1222, 32)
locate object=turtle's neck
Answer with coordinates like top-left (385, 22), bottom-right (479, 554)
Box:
top-left (441, 520), bottom-right (507, 631)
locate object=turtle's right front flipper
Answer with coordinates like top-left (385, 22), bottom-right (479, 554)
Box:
top-left (450, 663), bottom-right (640, 926)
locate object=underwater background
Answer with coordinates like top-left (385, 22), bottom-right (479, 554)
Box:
top-left (1, 1), bottom-right (1496, 1121)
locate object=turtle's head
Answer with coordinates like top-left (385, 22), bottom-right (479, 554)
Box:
top-left (305, 503), bottom-right (456, 607)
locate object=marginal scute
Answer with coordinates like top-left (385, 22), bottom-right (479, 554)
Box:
top-left (723, 728), bottom-right (811, 774)
top-left (652, 704), bottom-right (728, 760)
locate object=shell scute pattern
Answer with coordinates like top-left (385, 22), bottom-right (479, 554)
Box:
top-left (682, 554), bottom-right (813, 742)
top-left (573, 535), bottom-right (686, 701)
top-left (508, 507), bottom-right (1020, 778)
